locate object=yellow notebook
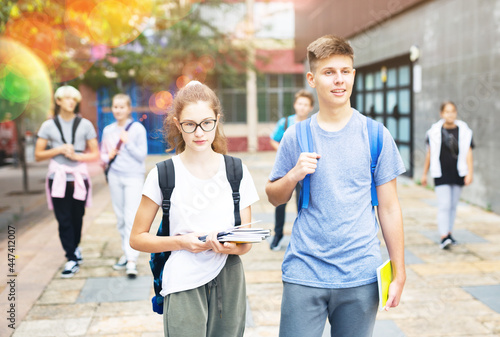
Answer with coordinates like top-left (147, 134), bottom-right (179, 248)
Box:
top-left (376, 259), bottom-right (393, 311)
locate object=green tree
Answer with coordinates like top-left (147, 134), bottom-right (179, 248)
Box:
top-left (74, 1), bottom-right (251, 94)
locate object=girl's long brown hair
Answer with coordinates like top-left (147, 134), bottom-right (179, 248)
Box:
top-left (164, 82), bottom-right (227, 154)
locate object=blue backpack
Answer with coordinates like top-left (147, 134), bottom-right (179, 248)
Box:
top-left (150, 155), bottom-right (243, 314)
top-left (295, 116), bottom-right (384, 211)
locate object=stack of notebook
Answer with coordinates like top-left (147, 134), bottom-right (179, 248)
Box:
top-left (217, 227), bottom-right (271, 243)
top-left (198, 221), bottom-right (270, 243)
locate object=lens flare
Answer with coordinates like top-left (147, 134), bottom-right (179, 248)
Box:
top-left (183, 61), bottom-right (206, 82)
top-left (199, 55), bottom-right (215, 71)
top-left (65, 0), bottom-right (153, 48)
top-left (176, 75), bottom-right (191, 89)
top-left (52, 33), bottom-right (95, 83)
top-left (0, 38), bottom-right (52, 122)
top-left (149, 91), bottom-right (173, 115)
top-left (4, 12), bottom-right (62, 70)
top-left (155, 0), bottom-right (204, 30)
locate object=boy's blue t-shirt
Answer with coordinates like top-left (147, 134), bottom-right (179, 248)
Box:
top-left (271, 115), bottom-right (296, 143)
top-left (269, 110), bottom-right (406, 289)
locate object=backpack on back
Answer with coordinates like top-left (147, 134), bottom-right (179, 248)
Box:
top-left (53, 116), bottom-right (82, 150)
top-left (150, 154), bottom-right (243, 314)
top-left (296, 116), bottom-right (384, 211)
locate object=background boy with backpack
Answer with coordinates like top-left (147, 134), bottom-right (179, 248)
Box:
top-left (265, 35), bottom-right (406, 337)
top-left (269, 89), bottom-right (314, 250)
top-left (35, 85), bottom-right (99, 278)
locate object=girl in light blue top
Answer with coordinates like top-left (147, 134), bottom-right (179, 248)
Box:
top-left (101, 93), bottom-right (148, 277)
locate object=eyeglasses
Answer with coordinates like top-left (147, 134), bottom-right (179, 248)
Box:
top-left (179, 119), bottom-right (217, 134)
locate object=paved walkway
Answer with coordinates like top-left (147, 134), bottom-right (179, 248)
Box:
top-left (0, 152), bottom-right (499, 337)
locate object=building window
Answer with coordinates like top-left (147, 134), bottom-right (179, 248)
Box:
top-left (219, 73), bottom-right (304, 123)
top-left (352, 54), bottom-right (413, 176)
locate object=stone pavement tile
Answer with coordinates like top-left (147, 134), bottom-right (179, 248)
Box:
top-left (86, 314), bottom-right (163, 335)
top-left (25, 303), bottom-right (98, 320)
top-left (402, 229), bottom-right (435, 246)
top-left (410, 261), bottom-right (482, 276)
top-left (466, 243), bottom-right (500, 261)
top-left (141, 333), bottom-right (164, 337)
top-left (13, 317), bottom-right (92, 337)
top-left (463, 285), bottom-right (500, 313)
top-left (373, 320), bottom-right (406, 337)
top-left (247, 291), bottom-right (281, 313)
top-left (401, 286), bottom-right (473, 303)
top-left (37, 279), bottom-right (86, 305)
top-left (408, 244), bottom-right (483, 264)
top-left (396, 316), bottom-right (492, 337)
top-left (85, 333), bottom-right (142, 337)
top-left (245, 270), bottom-right (282, 284)
top-left (77, 276), bottom-right (151, 303)
top-left (417, 274), bottom-right (500, 288)
top-left (94, 300), bottom-right (152, 316)
top-left (244, 326), bottom-right (280, 337)
top-left (251, 309), bottom-right (280, 327)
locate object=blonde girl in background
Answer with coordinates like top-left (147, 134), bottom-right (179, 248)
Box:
top-left (130, 81), bottom-right (259, 337)
top-left (101, 93), bottom-right (148, 277)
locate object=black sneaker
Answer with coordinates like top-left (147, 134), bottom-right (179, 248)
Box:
top-left (61, 260), bottom-right (79, 278)
top-left (440, 237), bottom-right (452, 250)
top-left (448, 234), bottom-right (457, 245)
top-left (270, 235), bottom-right (283, 251)
top-left (113, 255), bottom-right (127, 270)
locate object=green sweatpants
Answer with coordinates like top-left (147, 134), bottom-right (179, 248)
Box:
top-left (163, 255), bottom-right (246, 337)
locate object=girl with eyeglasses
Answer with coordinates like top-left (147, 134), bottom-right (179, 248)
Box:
top-left (130, 81), bottom-right (259, 337)
top-left (422, 101), bottom-right (474, 249)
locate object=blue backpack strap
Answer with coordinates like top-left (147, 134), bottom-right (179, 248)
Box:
top-left (149, 158), bottom-right (175, 314)
top-left (296, 118), bottom-right (314, 211)
top-left (367, 118), bottom-right (384, 207)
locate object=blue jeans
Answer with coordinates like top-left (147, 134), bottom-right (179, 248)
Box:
top-left (279, 281), bottom-right (378, 337)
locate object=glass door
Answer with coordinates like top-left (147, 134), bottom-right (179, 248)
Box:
top-left (352, 54), bottom-right (413, 176)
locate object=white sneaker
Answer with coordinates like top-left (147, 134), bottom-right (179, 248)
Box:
top-left (74, 247), bottom-right (83, 264)
top-left (126, 261), bottom-right (138, 278)
top-left (113, 255), bottom-right (127, 270)
top-left (61, 260), bottom-right (79, 278)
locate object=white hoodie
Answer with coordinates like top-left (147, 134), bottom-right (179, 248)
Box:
top-left (426, 119), bottom-right (472, 178)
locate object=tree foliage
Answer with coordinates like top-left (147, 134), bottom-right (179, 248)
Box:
top-left (1, 0), bottom-right (251, 93)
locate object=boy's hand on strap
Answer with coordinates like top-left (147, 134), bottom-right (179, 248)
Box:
top-left (291, 152), bottom-right (321, 181)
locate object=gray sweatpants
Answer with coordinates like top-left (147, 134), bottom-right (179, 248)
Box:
top-left (163, 255), bottom-right (246, 337)
top-left (279, 281), bottom-right (378, 337)
top-left (435, 184), bottom-right (462, 237)
top-left (107, 172), bottom-right (142, 262)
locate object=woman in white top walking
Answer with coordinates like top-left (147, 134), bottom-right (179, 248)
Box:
top-left (130, 81), bottom-right (259, 337)
top-left (101, 93), bottom-right (148, 277)
top-left (422, 101), bottom-right (474, 249)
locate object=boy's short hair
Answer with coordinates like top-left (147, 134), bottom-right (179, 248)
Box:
top-left (307, 35), bottom-right (354, 73)
top-left (54, 85), bottom-right (82, 103)
top-left (294, 89), bottom-right (314, 107)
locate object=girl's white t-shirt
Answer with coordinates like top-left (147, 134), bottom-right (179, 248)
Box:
top-left (142, 154), bottom-right (259, 296)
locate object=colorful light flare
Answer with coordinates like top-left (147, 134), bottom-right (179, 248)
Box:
top-left (0, 38), bottom-right (52, 122)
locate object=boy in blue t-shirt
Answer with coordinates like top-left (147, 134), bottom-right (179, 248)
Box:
top-left (269, 90), bottom-right (314, 250)
top-left (266, 35), bottom-right (406, 337)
